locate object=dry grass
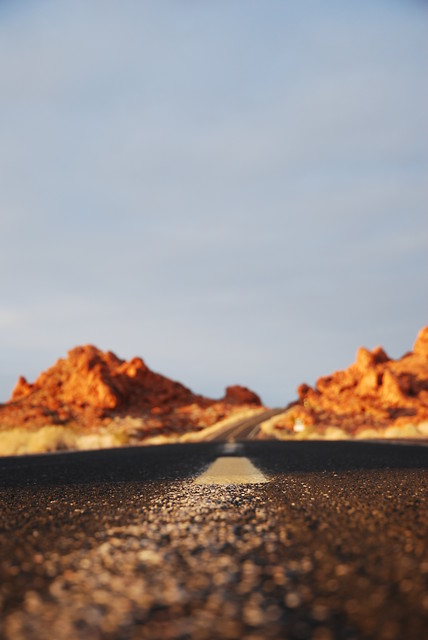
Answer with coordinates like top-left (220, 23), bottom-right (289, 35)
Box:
top-left (259, 412), bottom-right (428, 441)
top-left (0, 426), bottom-right (124, 457)
top-left (3, 409), bottom-right (425, 456)
top-left (0, 408), bottom-right (265, 456)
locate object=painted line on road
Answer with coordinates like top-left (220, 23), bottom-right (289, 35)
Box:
top-left (221, 443), bottom-right (243, 455)
top-left (246, 424), bottom-right (261, 439)
top-left (194, 456), bottom-right (267, 485)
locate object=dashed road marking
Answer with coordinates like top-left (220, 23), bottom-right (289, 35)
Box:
top-left (194, 456), bottom-right (267, 485)
top-left (221, 443), bottom-right (243, 455)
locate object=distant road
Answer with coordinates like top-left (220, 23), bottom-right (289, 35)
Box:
top-left (202, 407), bottom-right (286, 441)
top-left (1, 441), bottom-right (427, 639)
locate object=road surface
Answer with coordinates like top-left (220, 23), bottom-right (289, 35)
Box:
top-left (202, 408), bottom-right (285, 441)
top-left (0, 441), bottom-right (427, 639)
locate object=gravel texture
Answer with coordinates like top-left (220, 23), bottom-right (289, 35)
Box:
top-left (0, 442), bottom-right (427, 639)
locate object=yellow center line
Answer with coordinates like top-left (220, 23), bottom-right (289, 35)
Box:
top-left (194, 456), bottom-right (267, 485)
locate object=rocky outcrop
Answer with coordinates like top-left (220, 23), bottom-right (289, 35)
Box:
top-left (223, 385), bottom-right (262, 406)
top-left (414, 326), bottom-right (428, 358)
top-left (0, 345), bottom-right (263, 436)
top-left (274, 326), bottom-right (428, 437)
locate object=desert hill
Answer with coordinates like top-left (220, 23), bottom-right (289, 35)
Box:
top-left (1, 328), bottom-right (427, 454)
top-left (263, 326), bottom-right (428, 439)
top-left (0, 345), bottom-right (262, 450)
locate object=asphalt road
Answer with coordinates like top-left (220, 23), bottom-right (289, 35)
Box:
top-left (0, 441), bottom-right (427, 640)
top-left (203, 408), bottom-right (285, 441)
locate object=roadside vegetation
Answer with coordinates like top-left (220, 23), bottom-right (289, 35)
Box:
top-left (260, 412), bottom-right (428, 441)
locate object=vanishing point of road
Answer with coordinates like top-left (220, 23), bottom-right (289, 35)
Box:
top-left (203, 408), bottom-right (285, 441)
top-left (0, 417), bottom-right (427, 640)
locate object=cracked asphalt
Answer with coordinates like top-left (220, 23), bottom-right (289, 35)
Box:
top-left (0, 441), bottom-right (427, 639)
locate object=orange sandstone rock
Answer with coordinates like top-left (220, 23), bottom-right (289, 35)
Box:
top-left (223, 385), bottom-right (262, 405)
top-left (414, 326), bottom-right (428, 358)
top-left (10, 376), bottom-right (33, 401)
top-left (0, 345), bottom-right (263, 436)
top-left (280, 326), bottom-right (428, 437)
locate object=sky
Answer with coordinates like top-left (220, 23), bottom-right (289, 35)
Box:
top-left (0, 0), bottom-right (427, 406)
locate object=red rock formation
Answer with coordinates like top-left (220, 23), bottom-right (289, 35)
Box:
top-left (223, 385), bottom-right (262, 405)
top-left (277, 326), bottom-right (428, 436)
top-left (414, 326), bottom-right (428, 358)
top-left (8, 345), bottom-right (196, 416)
top-left (0, 345), bottom-right (262, 435)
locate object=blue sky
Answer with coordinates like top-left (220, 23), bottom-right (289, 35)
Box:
top-left (0, 0), bottom-right (427, 405)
